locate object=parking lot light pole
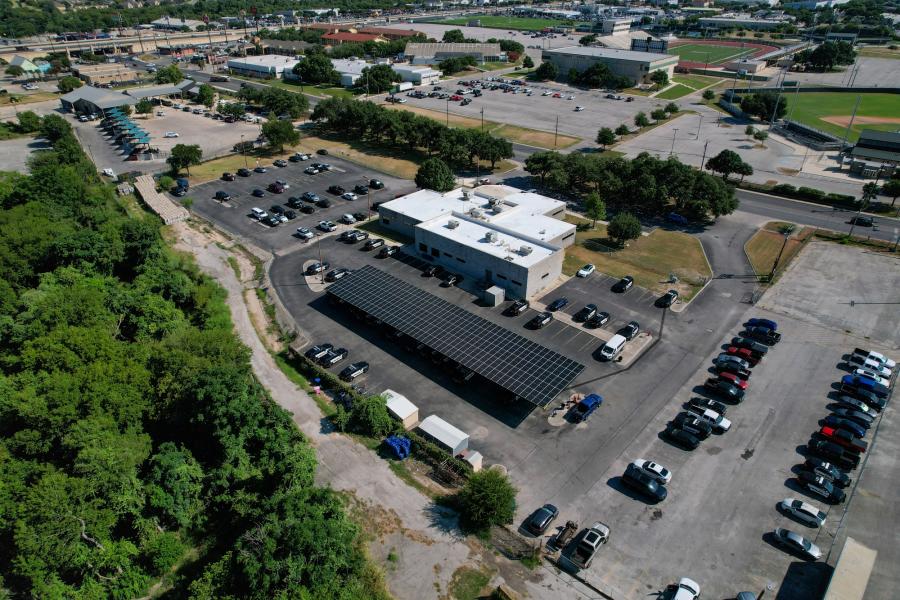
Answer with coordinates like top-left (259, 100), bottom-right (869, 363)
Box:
top-left (669, 128), bottom-right (678, 157)
top-left (240, 134), bottom-right (248, 169)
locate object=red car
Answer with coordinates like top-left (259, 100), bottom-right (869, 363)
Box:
top-left (726, 346), bottom-right (760, 367)
top-left (552, 92), bottom-right (562, 98)
top-left (820, 426), bottom-right (868, 453)
top-left (718, 372), bottom-right (748, 390)
top-left (450, 94), bottom-right (462, 101)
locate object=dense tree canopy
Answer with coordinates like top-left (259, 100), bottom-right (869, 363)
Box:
top-left (261, 118), bottom-right (300, 152)
top-left (740, 91), bottom-right (787, 121)
top-left (238, 86), bottom-right (308, 119)
top-left (415, 157), bottom-right (455, 192)
top-left (0, 111), bottom-right (388, 599)
top-left (292, 52), bottom-right (339, 85)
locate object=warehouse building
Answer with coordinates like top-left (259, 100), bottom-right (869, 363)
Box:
top-left (393, 64), bottom-right (441, 86)
top-left (404, 42), bottom-right (507, 65)
top-left (331, 58), bottom-right (370, 87)
top-left (226, 54), bottom-right (300, 78)
top-left (846, 130), bottom-right (900, 178)
top-left (321, 31), bottom-right (386, 45)
top-left (73, 63), bottom-right (144, 86)
top-left (697, 15), bottom-right (788, 30)
top-left (378, 185), bottom-right (574, 299)
top-left (541, 46), bottom-right (677, 85)
top-left (60, 85), bottom-right (138, 114)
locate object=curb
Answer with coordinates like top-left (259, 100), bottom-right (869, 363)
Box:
top-left (669, 232), bottom-right (715, 313)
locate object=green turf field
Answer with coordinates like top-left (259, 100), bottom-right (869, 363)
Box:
top-left (673, 74), bottom-right (723, 90)
top-left (429, 15), bottom-right (571, 30)
top-left (668, 43), bottom-right (756, 64)
top-left (656, 84), bottom-right (694, 100)
top-left (785, 92), bottom-right (900, 142)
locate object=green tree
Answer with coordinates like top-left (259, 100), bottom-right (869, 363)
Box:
top-left (650, 69), bottom-right (669, 88)
top-left (154, 64), bottom-right (183, 84)
top-left (740, 92), bottom-right (787, 121)
top-left (615, 123), bottom-right (630, 136)
top-left (881, 178), bottom-right (900, 208)
top-left (634, 112), bottom-right (650, 128)
top-left (218, 102), bottom-right (245, 119)
top-left (596, 127), bottom-right (616, 149)
top-left (579, 33), bottom-right (598, 46)
top-left (415, 157), bottom-right (455, 191)
top-left (442, 28), bottom-right (467, 43)
top-left (39, 114), bottom-right (71, 142)
top-left (16, 110), bottom-right (41, 133)
top-left (5, 64), bottom-right (24, 77)
top-left (358, 64), bottom-right (400, 94)
top-left (745, 124), bottom-right (756, 137)
top-left (735, 160), bottom-right (754, 182)
top-left (607, 212), bottom-right (642, 244)
top-left (664, 102), bottom-right (679, 114)
top-left (119, 104), bottom-right (132, 117)
top-left (861, 181), bottom-right (879, 207)
top-left (135, 98), bottom-right (153, 115)
top-left (650, 108), bottom-right (667, 123)
top-left (167, 143), bottom-right (202, 175)
top-left (145, 443), bottom-right (204, 529)
top-left (585, 191), bottom-right (607, 226)
top-left (261, 118), bottom-right (300, 152)
top-left (57, 75), bottom-right (82, 93)
top-left (292, 52), bottom-right (339, 85)
top-left (534, 61), bottom-right (558, 81)
top-left (458, 469), bottom-right (517, 533)
top-left (522, 55), bottom-right (534, 69)
top-left (702, 89), bottom-right (715, 101)
top-left (706, 149), bottom-right (745, 181)
top-left (349, 394), bottom-right (395, 437)
top-left (196, 83), bottom-right (215, 108)
top-left (524, 150), bottom-right (564, 187)
top-left (753, 130), bottom-right (769, 145)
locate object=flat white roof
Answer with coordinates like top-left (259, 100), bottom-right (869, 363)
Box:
top-left (381, 185), bottom-right (565, 224)
top-left (227, 55), bottom-right (301, 69)
top-left (545, 45), bottom-right (676, 64)
top-left (419, 415), bottom-right (468, 450)
top-left (419, 214), bottom-right (556, 268)
top-left (332, 58), bottom-right (370, 76)
top-left (383, 389), bottom-right (417, 420)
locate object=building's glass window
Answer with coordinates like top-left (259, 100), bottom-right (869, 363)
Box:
top-left (431, 248), bottom-right (439, 257)
top-left (511, 280), bottom-right (522, 286)
top-left (541, 273), bottom-right (549, 279)
top-left (497, 274), bottom-right (507, 280)
top-left (456, 257), bottom-right (465, 263)
top-left (419, 243), bottom-right (427, 252)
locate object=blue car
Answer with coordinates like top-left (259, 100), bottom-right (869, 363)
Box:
top-left (547, 297), bottom-right (569, 311)
top-left (572, 394), bottom-right (602, 422)
top-left (746, 318), bottom-right (778, 331)
top-left (667, 212), bottom-right (688, 226)
top-left (823, 415), bottom-right (867, 439)
top-left (841, 374), bottom-right (890, 399)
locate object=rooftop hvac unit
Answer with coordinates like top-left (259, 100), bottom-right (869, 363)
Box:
top-left (461, 189), bottom-right (470, 201)
top-left (485, 231), bottom-right (498, 243)
top-left (519, 245), bottom-right (533, 256)
top-left (492, 202), bottom-right (504, 212)
top-left (469, 208), bottom-right (483, 219)
top-left (447, 219), bottom-right (459, 229)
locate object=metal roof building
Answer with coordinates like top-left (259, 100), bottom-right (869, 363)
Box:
top-left (403, 43), bottom-right (507, 65)
top-left (60, 86), bottom-right (138, 114)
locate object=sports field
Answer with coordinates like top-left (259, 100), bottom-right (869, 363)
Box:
top-left (429, 15), bottom-right (571, 30)
top-left (785, 92), bottom-right (900, 142)
top-left (668, 43), bottom-right (756, 64)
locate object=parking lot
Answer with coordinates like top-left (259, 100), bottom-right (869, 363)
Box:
top-left (138, 104), bottom-right (260, 158)
top-left (378, 77), bottom-right (659, 142)
top-left (183, 154), bottom-right (417, 252)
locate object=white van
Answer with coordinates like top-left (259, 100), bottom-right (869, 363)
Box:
top-left (251, 207), bottom-right (267, 219)
top-left (600, 334), bottom-right (627, 361)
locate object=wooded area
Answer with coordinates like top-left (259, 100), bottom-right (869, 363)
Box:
top-left (0, 115), bottom-right (388, 599)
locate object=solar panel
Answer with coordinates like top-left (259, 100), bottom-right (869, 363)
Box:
top-left (327, 265), bottom-right (584, 407)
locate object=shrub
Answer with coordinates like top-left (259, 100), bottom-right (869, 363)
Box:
top-left (158, 175), bottom-right (175, 191)
top-left (797, 186), bottom-right (825, 201)
top-left (457, 469), bottom-right (517, 533)
top-left (772, 183), bottom-right (796, 196)
top-left (350, 394), bottom-right (397, 437)
top-left (142, 531), bottom-right (186, 576)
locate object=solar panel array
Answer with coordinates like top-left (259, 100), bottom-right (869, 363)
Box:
top-left (327, 265), bottom-right (585, 407)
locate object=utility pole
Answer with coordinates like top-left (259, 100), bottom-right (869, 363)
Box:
top-left (554, 114), bottom-right (559, 149)
top-left (481, 106), bottom-right (484, 132)
top-left (769, 225), bottom-right (794, 280)
top-left (669, 128), bottom-right (678, 157)
top-left (700, 140), bottom-right (709, 170)
top-left (840, 95), bottom-right (861, 152)
top-left (446, 97), bottom-right (449, 126)
top-left (695, 114), bottom-right (703, 139)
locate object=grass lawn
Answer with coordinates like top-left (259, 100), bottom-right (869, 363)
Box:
top-left (478, 61), bottom-right (516, 71)
top-left (446, 566), bottom-right (493, 600)
top-left (673, 74), bottom-right (723, 90)
top-left (858, 46), bottom-right (900, 60)
top-left (668, 43), bottom-right (755, 64)
top-left (656, 84), bottom-right (694, 100)
top-left (297, 134), bottom-right (422, 180)
top-left (430, 15), bottom-right (572, 30)
top-left (0, 91), bottom-right (59, 105)
top-left (744, 221), bottom-right (812, 280)
top-left (784, 92), bottom-right (900, 142)
top-left (562, 215), bottom-right (711, 300)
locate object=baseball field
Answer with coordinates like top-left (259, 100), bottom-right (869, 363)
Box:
top-left (668, 43), bottom-right (757, 65)
top-left (785, 92), bottom-right (900, 142)
top-left (429, 15), bottom-right (572, 30)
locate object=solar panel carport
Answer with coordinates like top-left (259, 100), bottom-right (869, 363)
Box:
top-left (326, 265), bottom-right (585, 407)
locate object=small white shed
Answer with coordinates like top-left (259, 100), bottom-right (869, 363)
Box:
top-left (418, 415), bottom-right (469, 456)
top-left (383, 389), bottom-right (419, 430)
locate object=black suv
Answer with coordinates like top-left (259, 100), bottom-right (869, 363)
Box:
top-left (287, 196), bottom-right (303, 208)
top-left (369, 179), bottom-right (385, 189)
top-left (619, 321), bottom-right (640, 340)
top-left (237, 168), bottom-right (252, 177)
top-left (574, 304), bottom-right (598, 322)
top-left (672, 412), bottom-right (712, 439)
top-left (305, 343), bottom-right (333, 361)
top-left (214, 190), bottom-right (231, 201)
top-left (377, 245), bottom-right (397, 258)
top-left (703, 378), bottom-right (745, 403)
top-left (663, 425), bottom-right (700, 450)
top-left (423, 265), bottom-right (444, 278)
top-left (353, 184), bottom-right (369, 195)
top-left (612, 276), bottom-right (634, 293)
top-left (328, 185), bottom-right (345, 195)
top-left (656, 289), bottom-right (679, 307)
top-left (622, 464), bottom-right (667, 502)
top-left (528, 312), bottom-right (553, 329)
top-left (504, 299), bottom-right (529, 316)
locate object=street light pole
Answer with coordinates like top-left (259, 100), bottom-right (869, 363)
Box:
top-left (669, 128), bottom-right (678, 157)
top-left (769, 225), bottom-right (794, 280)
top-left (241, 134), bottom-right (248, 168)
top-left (695, 114), bottom-right (703, 139)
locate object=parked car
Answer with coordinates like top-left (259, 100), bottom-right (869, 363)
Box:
top-left (341, 192), bottom-right (358, 201)
top-left (319, 347), bottom-right (349, 366)
top-left (369, 179), bottom-right (385, 189)
top-left (571, 394), bottom-right (602, 422)
top-left (305, 261), bottom-right (330, 275)
top-left (221, 172), bottom-right (235, 181)
top-left (703, 378), bottom-right (745, 403)
top-left (328, 185), bottom-right (345, 195)
top-left (504, 299), bottom-right (530, 316)
top-left (525, 504), bottom-right (559, 535)
top-left (773, 528), bottom-right (822, 560)
top-left (576, 264), bottom-right (595, 277)
top-left (304, 343), bottom-right (333, 361)
top-left (339, 361), bottom-right (369, 381)
top-left (671, 413), bottom-right (711, 440)
top-left (353, 184), bottom-right (369, 195)
top-left (688, 396), bottom-right (727, 415)
top-left (829, 407), bottom-right (874, 429)
top-left (296, 227), bottom-right (314, 240)
top-left (237, 168), bottom-right (251, 177)
top-left (529, 312), bottom-right (553, 329)
top-left (441, 273), bottom-right (462, 287)
top-left (851, 347), bottom-right (896, 369)
top-left (363, 238), bottom-right (385, 250)
top-left (253, 165), bottom-right (268, 173)
top-left (251, 188), bottom-right (265, 198)
top-left (730, 337), bottom-right (769, 358)
top-left (377, 245), bottom-right (398, 258)
top-left (714, 362), bottom-right (751, 381)
top-left (819, 426), bottom-right (867, 453)
top-left (587, 311), bottom-right (611, 328)
top-left (304, 166), bottom-right (320, 175)
top-left (318, 220), bottom-right (337, 232)
top-left (804, 457), bottom-right (851, 488)
top-left (687, 407), bottom-right (731, 433)
top-left (657, 289), bottom-right (679, 307)
top-left (300, 204), bottom-right (316, 214)
top-left (716, 353), bottom-right (751, 370)
top-left (631, 459), bottom-right (672, 484)
top-left (808, 440), bottom-right (860, 470)
top-left (214, 190), bottom-right (231, 201)
top-left (744, 326), bottom-right (782, 345)
top-left (846, 354), bottom-right (892, 377)
top-left (268, 182), bottom-right (286, 194)
top-left (619, 320), bottom-right (640, 340)
top-left (324, 268), bottom-right (351, 282)
top-left (574, 304), bottom-right (598, 322)
top-left (822, 415), bottom-right (867, 439)
top-left (622, 463), bottom-right (667, 502)
top-left (666, 578), bottom-right (701, 600)
top-left (568, 522), bottom-right (610, 568)
top-left (274, 159), bottom-right (288, 167)
top-left (339, 213), bottom-right (356, 224)
top-left (725, 346), bottom-right (760, 367)
top-left (423, 265), bottom-right (444, 278)
top-left (852, 368), bottom-right (892, 387)
top-left (798, 472), bottom-right (846, 504)
top-left (718, 371), bottom-right (748, 390)
top-left (547, 297), bottom-right (569, 311)
top-left (837, 395), bottom-right (876, 415)
top-left (611, 276), bottom-right (634, 293)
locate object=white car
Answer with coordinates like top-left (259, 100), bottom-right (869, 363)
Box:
top-left (576, 264), bottom-right (596, 277)
top-left (275, 179), bottom-right (290, 189)
top-left (854, 368), bottom-right (891, 387)
top-left (567, 94), bottom-right (575, 100)
top-left (164, 131), bottom-right (179, 138)
top-left (156, 110), bottom-right (166, 116)
top-left (318, 220), bottom-right (336, 232)
top-left (854, 358), bottom-right (892, 377)
top-left (341, 192), bottom-right (358, 201)
top-left (854, 349), bottom-right (896, 369)
top-left (632, 459), bottom-right (672, 484)
top-left (340, 213), bottom-right (356, 224)
top-left (687, 408), bottom-right (731, 433)
top-left (101, 168), bottom-right (115, 178)
top-left (296, 227), bottom-right (314, 240)
top-left (574, 106), bottom-right (584, 112)
top-left (670, 577), bottom-right (701, 600)
top-left (780, 498), bottom-right (826, 528)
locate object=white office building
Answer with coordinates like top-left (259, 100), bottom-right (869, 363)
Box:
top-left (393, 64), bottom-right (441, 86)
top-left (378, 186), bottom-right (575, 299)
top-left (226, 55), bottom-right (301, 78)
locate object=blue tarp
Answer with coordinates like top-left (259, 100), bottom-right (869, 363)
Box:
top-left (384, 436), bottom-right (411, 460)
